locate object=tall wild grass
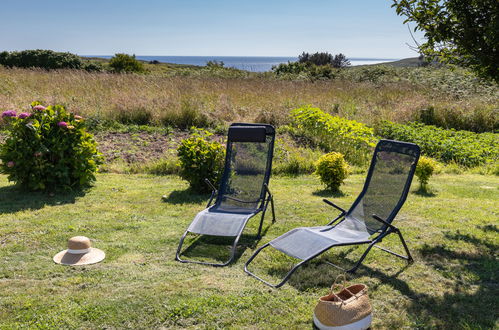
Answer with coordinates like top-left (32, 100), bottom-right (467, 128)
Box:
top-left (0, 66), bottom-right (497, 131)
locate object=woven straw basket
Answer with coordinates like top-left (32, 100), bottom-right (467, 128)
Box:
top-left (313, 275), bottom-right (372, 329)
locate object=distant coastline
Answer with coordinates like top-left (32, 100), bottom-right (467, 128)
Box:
top-left (80, 55), bottom-right (398, 72)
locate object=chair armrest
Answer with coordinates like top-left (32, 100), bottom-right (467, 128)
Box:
top-left (205, 179), bottom-right (217, 207)
top-left (372, 214), bottom-right (398, 232)
top-left (322, 199), bottom-right (346, 214)
top-left (204, 178), bottom-right (217, 193)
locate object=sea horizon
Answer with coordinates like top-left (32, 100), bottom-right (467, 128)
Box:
top-left (81, 55), bottom-right (399, 72)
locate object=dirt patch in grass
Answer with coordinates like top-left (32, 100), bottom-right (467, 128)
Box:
top-left (94, 131), bottom-right (186, 164)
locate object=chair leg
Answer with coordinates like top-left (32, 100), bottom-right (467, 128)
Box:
top-left (244, 243), bottom-right (309, 288)
top-left (257, 201), bottom-right (269, 238)
top-left (375, 229), bottom-right (413, 263)
top-left (269, 194), bottom-right (276, 223)
top-left (257, 192), bottom-right (275, 238)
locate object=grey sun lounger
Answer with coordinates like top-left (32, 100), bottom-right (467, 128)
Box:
top-left (245, 139), bottom-right (421, 287)
top-left (176, 123), bottom-right (276, 266)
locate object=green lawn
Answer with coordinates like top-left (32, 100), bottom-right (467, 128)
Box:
top-left (0, 173), bottom-right (497, 329)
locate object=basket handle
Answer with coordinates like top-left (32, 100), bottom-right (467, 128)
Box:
top-left (330, 274), bottom-right (355, 302)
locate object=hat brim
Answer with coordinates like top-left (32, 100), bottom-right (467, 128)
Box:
top-left (53, 248), bottom-right (105, 266)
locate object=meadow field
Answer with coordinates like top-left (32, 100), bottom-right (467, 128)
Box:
top-left (0, 64), bottom-right (497, 133)
top-left (0, 173), bottom-right (497, 328)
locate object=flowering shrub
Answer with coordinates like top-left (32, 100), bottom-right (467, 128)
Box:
top-left (177, 128), bottom-right (225, 193)
top-left (0, 103), bottom-right (102, 190)
top-left (315, 152), bottom-right (349, 191)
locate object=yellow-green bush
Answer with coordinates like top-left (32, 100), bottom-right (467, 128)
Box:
top-left (176, 129), bottom-right (225, 192)
top-left (415, 156), bottom-right (438, 190)
top-left (315, 152), bottom-right (349, 191)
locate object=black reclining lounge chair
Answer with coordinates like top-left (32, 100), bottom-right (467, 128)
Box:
top-left (245, 139), bottom-right (420, 287)
top-left (176, 123), bottom-right (276, 266)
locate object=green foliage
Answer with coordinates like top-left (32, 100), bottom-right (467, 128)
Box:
top-left (206, 60), bottom-right (225, 68)
top-left (290, 105), bottom-right (376, 165)
top-left (176, 128), bottom-right (225, 192)
top-left (417, 105), bottom-right (498, 133)
top-left (392, 0), bottom-right (498, 82)
top-left (109, 54), bottom-right (145, 73)
top-left (376, 121), bottom-right (499, 167)
top-left (315, 152), bottom-right (349, 191)
top-left (82, 61), bottom-right (103, 72)
top-left (272, 61), bottom-right (309, 75)
top-left (0, 49), bottom-right (82, 70)
top-left (0, 103), bottom-right (102, 190)
top-left (298, 52), bottom-right (350, 68)
top-left (338, 65), bottom-right (398, 83)
top-left (415, 156), bottom-right (438, 190)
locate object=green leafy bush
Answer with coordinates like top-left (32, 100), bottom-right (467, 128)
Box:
top-left (415, 156), bottom-right (438, 190)
top-left (0, 49), bottom-right (83, 70)
top-left (290, 105), bottom-right (376, 165)
top-left (315, 152), bottom-right (349, 191)
top-left (83, 61), bottom-right (103, 72)
top-left (0, 103), bottom-right (102, 190)
top-left (109, 54), bottom-right (145, 73)
top-left (176, 129), bottom-right (225, 192)
top-left (376, 121), bottom-right (499, 167)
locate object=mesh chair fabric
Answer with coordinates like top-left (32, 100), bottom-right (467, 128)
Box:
top-left (216, 132), bottom-right (273, 211)
top-left (268, 140), bottom-right (419, 260)
top-left (186, 124), bottom-right (275, 237)
top-left (188, 207), bottom-right (256, 237)
top-left (270, 220), bottom-right (371, 260)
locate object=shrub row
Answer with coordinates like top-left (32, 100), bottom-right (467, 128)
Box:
top-left (376, 121), bottom-right (499, 167)
top-left (0, 50), bottom-right (102, 72)
top-left (289, 106), bottom-right (376, 165)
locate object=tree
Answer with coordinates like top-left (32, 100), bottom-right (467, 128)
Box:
top-left (298, 51), bottom-right (350, 68)
top-left (392, 0), bottom-right (498, 82)
top-left (331, 53), bottom-right (350, 68)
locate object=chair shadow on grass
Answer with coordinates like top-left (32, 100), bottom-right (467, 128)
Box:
top-left (266, 228), bottom-right (497, 328)
top-left (161, 188), bottom-right (210, 205)
top-left (0, 184), bottom-right (86, 214)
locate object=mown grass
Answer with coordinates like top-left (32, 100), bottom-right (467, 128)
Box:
top-left (1, 66), bottom-right (497, 131)
top-left (0, 173), bottom-right (497, 328)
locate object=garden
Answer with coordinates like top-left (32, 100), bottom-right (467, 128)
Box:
top-left (0, 94), bottom-right (497, 327)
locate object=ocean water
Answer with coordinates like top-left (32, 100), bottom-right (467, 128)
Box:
top-left (84, 55), bottom-right (397, 72)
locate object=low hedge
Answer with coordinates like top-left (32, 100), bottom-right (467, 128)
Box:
top-left (376, 121), bottom-right (498, 167)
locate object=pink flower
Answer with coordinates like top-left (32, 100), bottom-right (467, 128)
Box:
top-left (2, 110), bottom-right (17, 118)
top-left (18, 112), bottom-right (31, 119)
top-left (57, 121), bottom-right (68, 128)
top-left (33, 105), bottom-right (46, 111)
top-left (34, 151), bottom-right (43, 157)
top-left (74, 115), bottom-right (83, 120)
top-left (7, 161), bottom-right (15, 168)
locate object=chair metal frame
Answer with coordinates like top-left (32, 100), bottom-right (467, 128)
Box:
top-left (244, 139), bottom-right (420, 287)
top-left (176, 123), bottom-right (276, 267)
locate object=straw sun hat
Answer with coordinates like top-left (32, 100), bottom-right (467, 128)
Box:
top-left (53, 236), bottom-right (105, 266)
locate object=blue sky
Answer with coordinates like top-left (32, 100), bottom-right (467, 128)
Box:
top-left (0, 0), bottom-right (423, 58)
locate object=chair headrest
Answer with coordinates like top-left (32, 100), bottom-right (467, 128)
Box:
top-left (228, 126), bottom-right (267, 142)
